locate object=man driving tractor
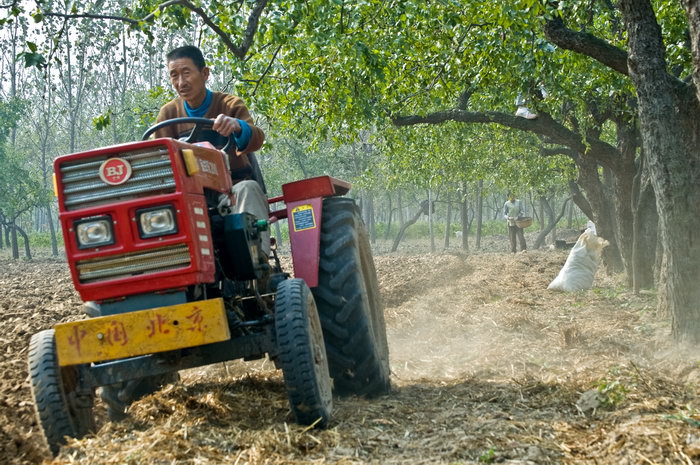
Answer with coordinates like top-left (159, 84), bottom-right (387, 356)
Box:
top-left (30, 44), bottom-right (391, 456)
top-left (156, 45), bottom-right (270, 254)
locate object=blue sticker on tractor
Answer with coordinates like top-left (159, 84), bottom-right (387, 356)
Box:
top-left (291, 204), bottom-right (316, 232)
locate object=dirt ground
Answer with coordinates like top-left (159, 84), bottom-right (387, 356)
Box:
top-left (2, 237), bottom-right (700, 464)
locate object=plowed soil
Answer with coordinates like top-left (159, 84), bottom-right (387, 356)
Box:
top-left (2, 245), bottom-right (700, 464)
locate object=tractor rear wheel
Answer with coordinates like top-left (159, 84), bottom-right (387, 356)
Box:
top-left (28, 329), bottom-right (95, 456)
top-left (313, 197), bottom-right (391, 397)
top-left (275, 278), bottom-right (333, 427)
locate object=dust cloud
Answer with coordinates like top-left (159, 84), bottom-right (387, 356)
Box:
top-left (379, 250), bottom-right (678, 384)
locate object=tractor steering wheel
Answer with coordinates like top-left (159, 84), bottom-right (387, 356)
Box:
top-left (142, 117), bottom-right (233, 153)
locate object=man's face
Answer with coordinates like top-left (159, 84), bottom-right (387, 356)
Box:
top-left (508, 195), bottom-right (515, 202)
top-left (168, 57), bottom-right (209, 106)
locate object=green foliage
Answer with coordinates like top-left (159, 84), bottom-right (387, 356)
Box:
top-left (478, 447), bottom-right (497, 463)
top-left (374, 218), bottom-right (507, 240)
top-left (665, 406), bottom-right (700, 428)
top-left (0, 99), bottom-right (25, 142)
top-left (479, 219), bottom-right (509, 236)
top-left (92, 111), bottom-right (112, 131)
top-left (595, 379), bottom-right (628, 408)
top-left (0, 149), bottom-right (49, 221)
top-left (4, 0), bottom-right (693, 249)
top-left (17, 40), bottom-right (47, 69)
top-left (0, 99), bottom-right (49, 222)
top-left (30, 231), bottom-right (63, 248)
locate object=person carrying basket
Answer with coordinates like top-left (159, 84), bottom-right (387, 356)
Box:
top-left (503, 192), bottom-right (530, 253)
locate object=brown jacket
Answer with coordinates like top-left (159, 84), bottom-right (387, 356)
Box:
top-left (155, 92), bottom-right (265, 173)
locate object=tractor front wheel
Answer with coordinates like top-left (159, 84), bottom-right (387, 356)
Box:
top-left (275, 278), bottom-right (333, 427)
top-left (313, 197), bottom-right (391, 397)
top-left (28, 329), bottom-right (95, 456)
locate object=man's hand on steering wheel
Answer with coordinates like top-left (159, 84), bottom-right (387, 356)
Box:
top-left (212, 114), bottom-right (241, 138)
top-left (141, 117), bottom-right (235, 153)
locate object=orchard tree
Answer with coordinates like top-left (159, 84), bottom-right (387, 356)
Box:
top-left (0, 98), bottom-right (47, 259)
top-left (8, 0), bottom-right (700, 342)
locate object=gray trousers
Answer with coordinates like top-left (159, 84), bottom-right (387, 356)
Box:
top-left (508, 225), bottom-right (527, 253)
top-left (232, 180), bottom-right (270, 256)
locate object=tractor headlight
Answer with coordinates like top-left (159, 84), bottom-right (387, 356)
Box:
top-left (137, 206), bottom-right (177, 239)
top-left (75, 216), bottom-right (114, 249)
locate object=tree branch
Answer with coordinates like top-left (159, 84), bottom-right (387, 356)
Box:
top-left (42, 0), bottom-right (268, 60)
top-left (42, 12), bottom-right (138, 24)
top-left (540, 146), bottom-right (580, 162)
top-left (252, 44), bottom-right (282, 95)
top-left (456, 87), bottom-right (474, 110)
top-left (568, 180), bottom-right (594, 220)
top-left (235, 0), bottom-right (268, 59)
top-left (392, 108), bottom-right (621, 170)
top-left (543, 17), bottom-right (629, 75)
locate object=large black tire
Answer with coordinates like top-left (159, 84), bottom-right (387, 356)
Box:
top-left (275, 278), bottom-right (333, 427)
top-left (313, 197), bottom-right (391, 397)
top-left (28, 329), bottom-right (95, 456)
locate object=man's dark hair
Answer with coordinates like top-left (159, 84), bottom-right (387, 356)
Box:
top-left (166, 45), bottom-right (206, 70)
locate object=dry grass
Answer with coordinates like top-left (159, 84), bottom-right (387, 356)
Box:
top-left (2, 249), bottom-right (700, 464)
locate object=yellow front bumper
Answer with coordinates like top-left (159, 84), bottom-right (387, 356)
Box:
top-left (55, 298), bottom-right (230, 366)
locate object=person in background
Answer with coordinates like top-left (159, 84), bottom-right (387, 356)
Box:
top-left (503, 192), bottom-right (527, 253)
top-left (155, 45), bottom-right (269, 255)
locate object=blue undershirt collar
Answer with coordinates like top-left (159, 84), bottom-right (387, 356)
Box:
top-left (184, 89), bottom-right (213, 118)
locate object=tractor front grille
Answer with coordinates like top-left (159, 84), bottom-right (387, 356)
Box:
top-left (77, 244), bottom-right (191, 283)
top-left (59, 146), bottom-right (175, 210)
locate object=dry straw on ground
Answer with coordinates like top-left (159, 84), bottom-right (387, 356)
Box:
top-left (1, 247), bottom-right (699, 464)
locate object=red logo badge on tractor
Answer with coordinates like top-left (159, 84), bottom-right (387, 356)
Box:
top-left (99, 158), bottom-right (132, 185)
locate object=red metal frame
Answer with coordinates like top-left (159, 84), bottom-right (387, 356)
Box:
top-left (278, 176), bottom-right (351, 288)
top-left (55, 139), bottom-right (232, 302)
top-left (55, 134), bottom-right (353, 301)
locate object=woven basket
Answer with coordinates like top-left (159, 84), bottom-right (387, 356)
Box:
top-left (515, 217), bottom-right (533, 228)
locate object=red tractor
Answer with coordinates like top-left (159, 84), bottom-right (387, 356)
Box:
top-left (28, 117), bottom-right (390, 455)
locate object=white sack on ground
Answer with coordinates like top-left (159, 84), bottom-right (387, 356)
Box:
top-left (548, 229), bottom-right (609, 292)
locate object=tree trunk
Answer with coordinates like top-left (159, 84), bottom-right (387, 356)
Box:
top-left (460, 184), bottom-right (469, 251)
top-left (476, 179), bottom-right (483, 249)
top-left (10, 224), bottom-right (19, 259)
top-left (16, 226), bottom-right (32, 260)
top-left (391, 200), bottom-right (429, 252)
top-left (384, 193), bottom-right (394, 241)
top-left (428, 189), bottom-right (435, 253)
top-left (568, 180), bottom-right (594, 221)
top-left (632, 163), bottom-right (658, 291)
top-left (621, 0), bottom-right (700, 342)
top-left (46, 204), bottom-right (59, 256)
top-left (367, 192), bottom-right (376, 244)
top-left (576, 157), bottom-right (624, 272)
top-left (610, 120), bottom-right (639, 285)
top-left (443, 190), bottom-right (452, 249)
top-left (533, 197), bottom-right (571, 249)
top-left (550, 197), bottom-right (558, 245)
